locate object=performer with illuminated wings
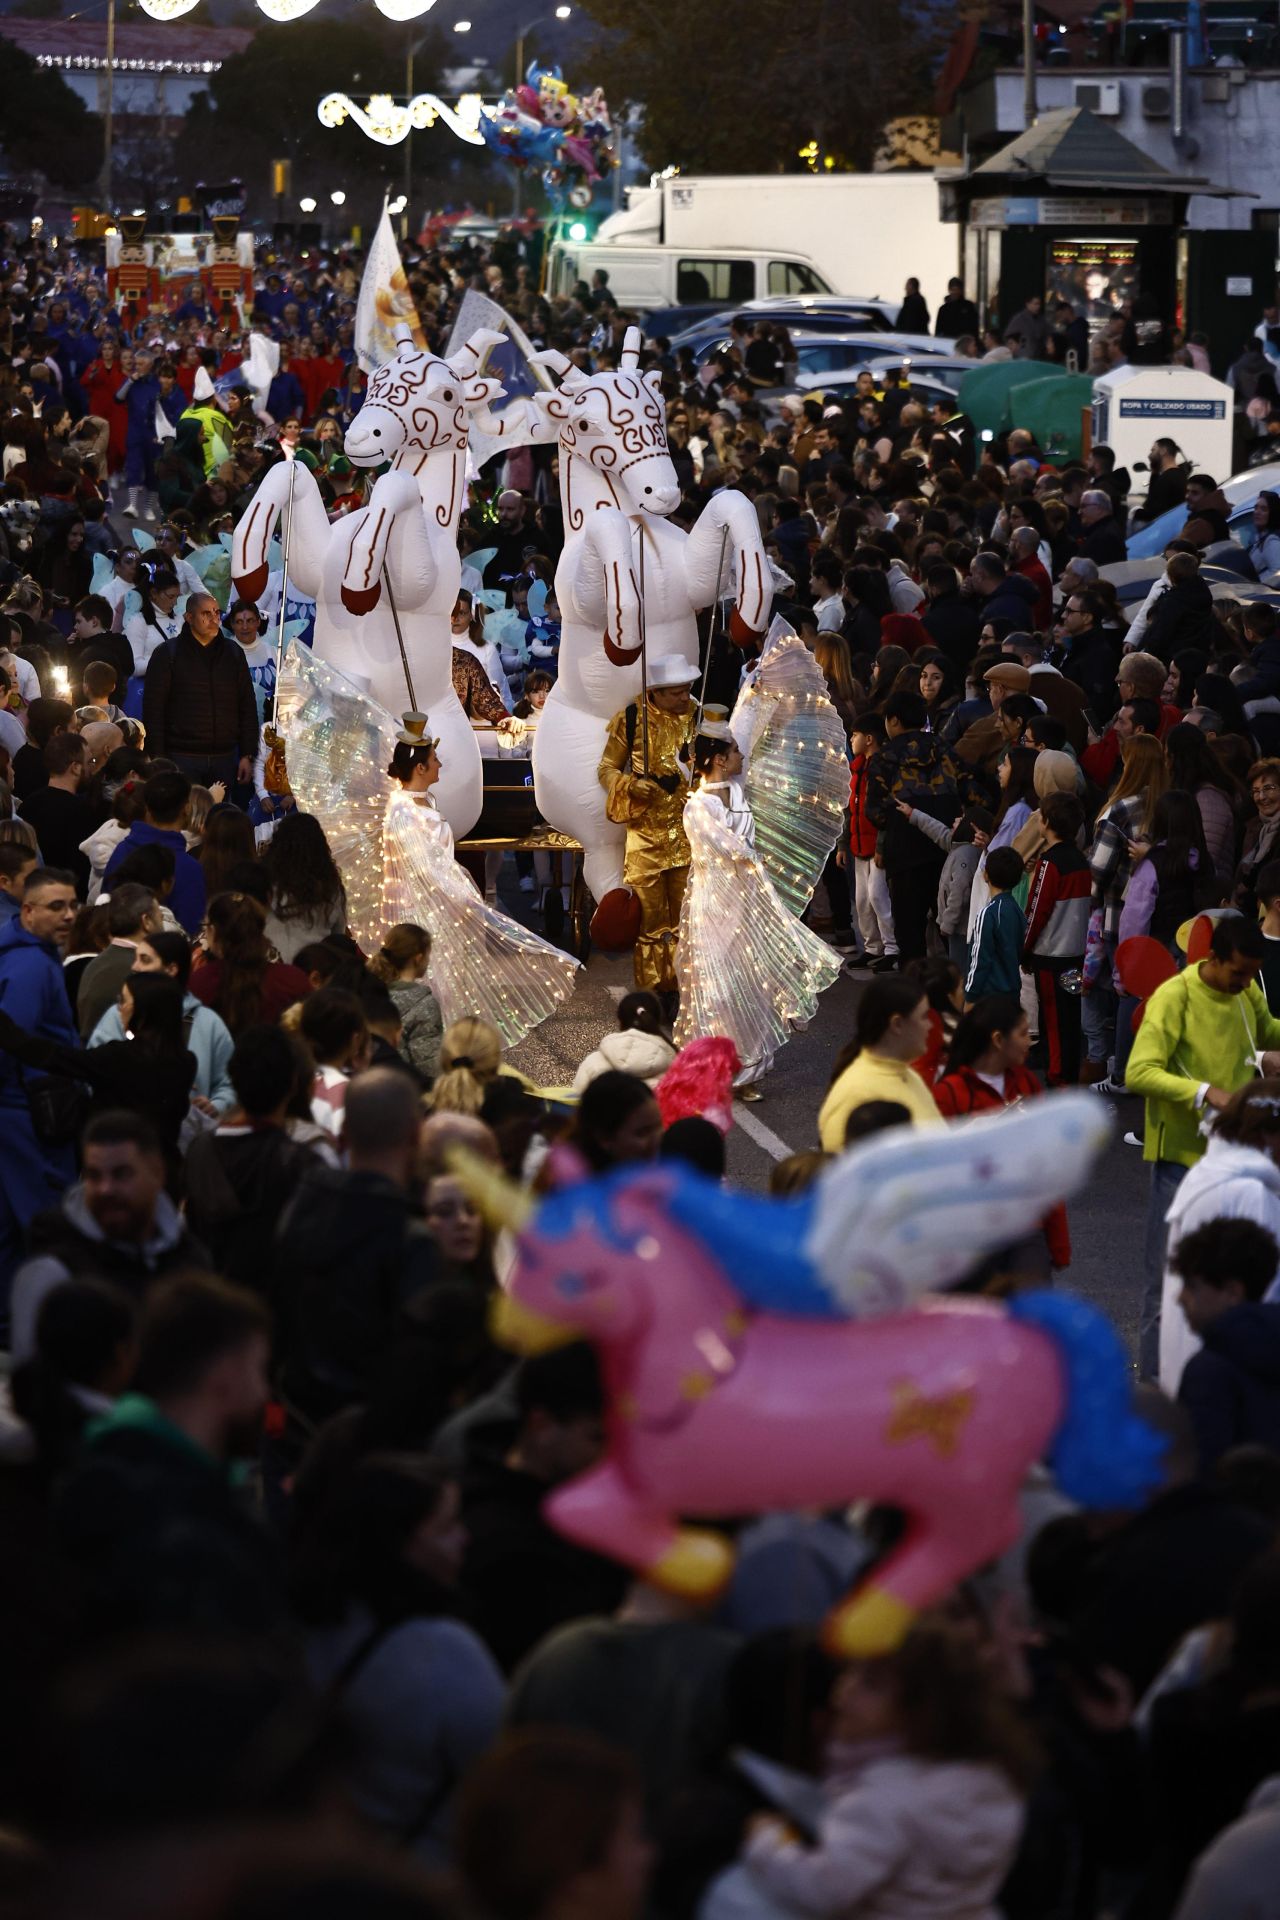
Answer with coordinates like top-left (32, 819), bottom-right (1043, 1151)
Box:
top-left (282, 644), bottom-right (579, 1045)
top-left (675, 688), bottom-right (845, 1089)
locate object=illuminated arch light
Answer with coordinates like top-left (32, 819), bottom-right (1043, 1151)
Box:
top-left (136, 0), bottom-right (202, 18)
top-left (317, 88), bottom-right (486, 146)
top-left (371, 0), bottom-right (439, 19)
top-left (255, 0), bottom-right (324, 19)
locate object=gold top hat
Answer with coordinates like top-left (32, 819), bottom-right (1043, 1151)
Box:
top-left (397, 710), bottom-right (438, 748)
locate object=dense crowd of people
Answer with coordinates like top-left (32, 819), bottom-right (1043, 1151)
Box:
top-left (7, 223), bottom-right (1280, 1919)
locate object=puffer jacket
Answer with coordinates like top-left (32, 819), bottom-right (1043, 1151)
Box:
top-left (738, 1749), bottom-right (1025, 1920)
top-left (1160, 1137), bottom-right (1280, 1395)
top-left (866, 729), bottom-right (985, 872)
top-left (572, 1026), bottom-right (677, 1094)
top-left (142, 627), bottom-right (259, 761)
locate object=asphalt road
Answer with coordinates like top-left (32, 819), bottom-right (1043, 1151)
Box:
top-left (504, 909), bottom-right (1150, 1358)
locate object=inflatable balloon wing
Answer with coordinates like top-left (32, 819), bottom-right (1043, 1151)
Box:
top-left (463, 1092), bottom-right (1162, 1659)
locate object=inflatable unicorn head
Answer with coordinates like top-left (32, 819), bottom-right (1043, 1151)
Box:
top-left (530, 326), bottom-right (680, 518)
top-left (344, 325), bottom-right (511, 471)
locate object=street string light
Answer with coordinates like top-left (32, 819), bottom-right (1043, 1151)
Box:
top-left (316, 87), bottom-right (486, 147)
top-left (137, 0), bottom-right (447, 17)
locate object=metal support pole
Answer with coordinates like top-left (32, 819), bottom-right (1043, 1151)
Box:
top-left (384, 568), bottom-right (417, 712)
top-left (638, 527), bottom-right (650, 776)
top-left (273, 460), bottom-right (297, 713)
top-left (512, 31), bottom-right (525, 221)
top-left (697, 524), bottom-right (730, 715)
top-left (1023, 0), bottom-right (1036, 129)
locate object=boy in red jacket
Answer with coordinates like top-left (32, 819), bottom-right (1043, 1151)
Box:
top-left (1022, 790), bottom-right (1092, 1086)
top-left (846, 714), bottom-right (898, 973)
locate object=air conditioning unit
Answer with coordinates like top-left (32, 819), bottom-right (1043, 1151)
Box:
top-left (1074, 79), bottom-right (1123, 115)
top-left (1143, 84), bottom-right (1172, 117)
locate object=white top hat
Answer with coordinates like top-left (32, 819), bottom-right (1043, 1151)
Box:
top-left (648, 654), bottom-right (698, 690)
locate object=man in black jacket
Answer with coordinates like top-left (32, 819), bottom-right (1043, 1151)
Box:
top-left (53, 1270), bottom-right (285, 1642)
top-left (272, 1068), bottom-right (437, 1425)
top-left (1132, 437), bottom-right (1188, 527)
top-left (142, 593), bottom-right (258, 791)
top-left (921, 562), bottom-right (982, 677)
top-left (1078, 490), bottom-right (1127, 567)
top-left (1142, 552), bottom-right (1217, 665)
top-left (935, 277), bottom-right (979, 341)
top-left (1055, 588), bottom-right (1121, 722)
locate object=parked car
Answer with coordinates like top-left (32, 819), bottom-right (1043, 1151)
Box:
top-left (794, 368), bottom-right (966, 417)
top-left (706, 329), bottom-right (948, 378)
top-left (669, 305), bottom-right (908, 354)
top-left (1126, 461), bottom-right (1280, 558)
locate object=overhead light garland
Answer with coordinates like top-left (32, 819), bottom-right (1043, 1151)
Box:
top-left (137, 0), bottom-right (446, 19)
top-left (317, 88), bottom-right (486, 146)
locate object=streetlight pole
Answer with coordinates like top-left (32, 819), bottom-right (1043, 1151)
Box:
top-left (99, 0), bottom-right (116, 211)
top-left (511, 9), bottom-right (570, 222)
top-left (403, 23), bottom-right (413, 241)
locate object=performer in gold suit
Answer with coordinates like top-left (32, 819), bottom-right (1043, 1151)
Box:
top-left (598, 656), bottom-right (699, 1002)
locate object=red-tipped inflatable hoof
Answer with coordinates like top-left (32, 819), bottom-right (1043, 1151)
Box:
top-left (341, 584), bottom-right (382, 615)
top-left (234, 564), bottom-right (270, 604)
top-left (729, 605), bottom-right (763, 649)
top-left (590, 887), bottom-right (642, 952)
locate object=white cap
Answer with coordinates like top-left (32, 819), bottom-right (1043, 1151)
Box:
top-left (648, 653), bottom-right (698, 690)
top-left (193, 367), bottom-right (215, 402)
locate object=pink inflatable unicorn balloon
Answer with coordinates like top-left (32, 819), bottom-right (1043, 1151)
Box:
top-left (465, 1093), bottom-right (1161, 1658)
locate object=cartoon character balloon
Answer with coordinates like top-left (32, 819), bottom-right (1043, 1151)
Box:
top-left (459, 1093), bottom-right (1163, 1658)
top-left (478, 59), bottom-right (616, 211)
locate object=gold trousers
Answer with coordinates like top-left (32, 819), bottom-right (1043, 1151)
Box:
top-left (632, 865), bottom-right (689, 994)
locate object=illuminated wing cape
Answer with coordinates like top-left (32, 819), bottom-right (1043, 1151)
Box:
top-left (731, 617), bottom-right (849, 918)
top-left (281, 641), bottom-right (579, 1045)
top-left (675, 784), bottom-right (841, 1084)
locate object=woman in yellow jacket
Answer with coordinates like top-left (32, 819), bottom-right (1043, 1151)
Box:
top-left (818, 976), bottom-right (944, 1150)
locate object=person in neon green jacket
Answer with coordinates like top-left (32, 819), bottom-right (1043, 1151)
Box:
top-left (1126, 915), bottom-right (1280, 1378)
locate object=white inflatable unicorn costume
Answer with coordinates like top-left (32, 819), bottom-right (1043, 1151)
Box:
top-left (232, 325), bottom-right (518, 838)
top-left (527, 326), bottom-right (771, 907)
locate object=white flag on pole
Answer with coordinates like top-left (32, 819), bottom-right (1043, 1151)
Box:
top-left (445, 287), bottom-right (551, 471)
top-left (354, 201), bottom-right (427, 375)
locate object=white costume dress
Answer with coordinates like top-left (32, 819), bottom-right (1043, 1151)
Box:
top-left (280, 641), bottom-right (578, 1047)
top-left (674, 619), bottom-right (847, 1085)
top-left (381, 785), bottom-right (577, 1039)
top-left (675, 775), bottom-right (841, 1086)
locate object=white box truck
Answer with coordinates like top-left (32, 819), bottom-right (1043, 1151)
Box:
top-left (546, 173), bottom-right (957, 319)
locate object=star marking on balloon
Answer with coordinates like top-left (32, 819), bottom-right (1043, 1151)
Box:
top-left (884, 1381), bottom-right (976, 1459)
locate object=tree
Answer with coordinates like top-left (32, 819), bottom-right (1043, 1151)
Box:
top-left (0, 34), bottom-right (102, 189)
top-left (574, 0), bottom-right (943, 174)
top-left (173, 18), bottom-right (448, 215)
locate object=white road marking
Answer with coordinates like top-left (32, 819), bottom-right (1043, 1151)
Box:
top-left (597, 982), bottom-right (794, 1161)
top-left (731, 1102), bottom-right (793, 1162)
